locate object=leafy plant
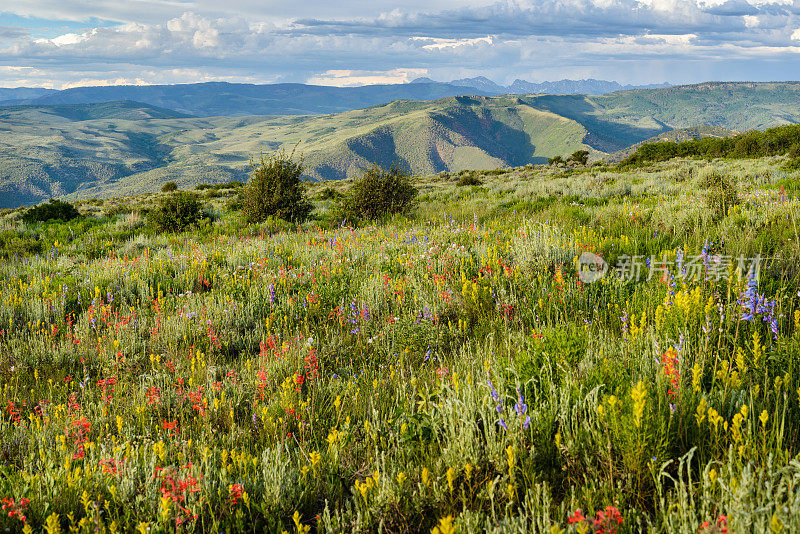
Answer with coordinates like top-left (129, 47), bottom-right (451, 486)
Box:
top-left (334, 164), bottom-right (417, 223)
top-left (456, 173), bottom-right (483, 186)
top-left (161, 181), bottom-right (178, 192)
top-left (148, 191), bottom-right (203, 232)
top-left (22, 199), bottom-right (80, 224)
top-left (697, 170), bottom-right (739, 219)
top-left (240, 150), bottom-right (312, 224)
top-left (567, 150), bottom-right (590, 165)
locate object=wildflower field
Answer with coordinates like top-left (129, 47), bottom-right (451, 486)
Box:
top-left (2, 158), bottom-right (800, 533)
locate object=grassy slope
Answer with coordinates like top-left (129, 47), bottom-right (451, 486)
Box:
top-left (1, 157), bottom-right (800, 532)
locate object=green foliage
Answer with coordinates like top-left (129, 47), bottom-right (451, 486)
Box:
top-left (334, 164), bottom-right (418, 223)
top-left (22, 198), bottom-right (80, 224)
top-left (3, 155), bottom-right (800, 534)
top-left (548, 155), bottom-right (564, 165)
top-left (317, 186), bottom-right (343, 200)
top-left (196, 181), bottom-right (244, 191)
top-left (240, 151), bottom-right (312, 224)
top-left (456, 173), bottom-right (483, 186)
top-left (148, 191), bottom-right (203, 232)
top-left (621, 124), bottom-right (800, 166)
top-left (697, 170), bottom-right (740, 219)
top-left (567, 149), bottom-right (590, 165)
top-left (161, 181), bottom-right (178, 192)
top-left (782, 157), bottom-right (800, 171)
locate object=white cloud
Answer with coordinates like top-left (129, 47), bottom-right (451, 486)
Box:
top-left (1, 1), bottom-right (800, 89)
top-left (411, 36), bottom-right (493, 50)
top-left (307, 68), bottom-right (429, 86)
top-left (61, 77), bottom-right (151, 89)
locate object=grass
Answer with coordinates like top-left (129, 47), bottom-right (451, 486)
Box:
top-left (1, 157), bottom-right (800, 532)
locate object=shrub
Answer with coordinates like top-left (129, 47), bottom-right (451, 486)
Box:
top-left (196, 181), bottom-right (244, 191)
top-left (22, 199), bottom-right (80, 224)
top-left (335, 164), bottom-right (417, 223)
top-left (318, 186), bottom-right (343, 200)
top-left (567, 150), bottom-right (590, 165)
top-left (240, 150), bottom-right (312, 224)
top-left (783, 157), bottom-right (800, 172)
top-left (161, 181), bottom-right (178, 192)
top-left (456, 173), bottom-right (483, 186)
top-left (697, 170), bottom-right (739, 219)
top-left (548, 155), bottom-right (564, 165)
top-left (149, 192), bottom-right (202, 232)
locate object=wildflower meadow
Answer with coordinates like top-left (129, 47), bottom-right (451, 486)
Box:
top-left (1, 158), bottom-right (800, 533)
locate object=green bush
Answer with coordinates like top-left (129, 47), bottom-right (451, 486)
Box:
top-left (240, 151), bottom-right (312, 224)
top-left (783, 157), bottom-right (800, 172)
top-left (334, 165), bottom-right (417, 223)
top-left (318, 186), bottom-right (343, 200)
top-left (697, 171), bottom-right (739, 219)
top-left (149, 192), bottom-right (202, 232)
top-left (196, 181), bottom-right (244, 191)
top-left (567, 150), bottom-right (590, 165)
top-left (456, 173), bottom-right (483, 186)
top-left (161, 181), bottom-right (178, 192)
top-left (22, 199), bottom-right (80, 224)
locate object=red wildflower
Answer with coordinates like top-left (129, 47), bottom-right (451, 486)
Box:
top-left (662, 348), bottom-right (680, 400)
top-left (228, 483), bottom-right (244, 506)
top-left (594, 506), bottom-right (623, 534)
top-left (6, 401), bottom-right (21, 424)
top-left (700, 515), bottom-right (729, 534)
top-left (568, 509), bottom-right (587, 524)
top-left (2, 497), bottom-right (30, 523)
top-left (146, 386), bottom-right (162, 408)
top-left (162, 420), bottom-right (179, 436)
top-left (304, 348), bottom-right (319, 381)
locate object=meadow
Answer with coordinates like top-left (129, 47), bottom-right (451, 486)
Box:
top-left (1, 156), bottom-right (800, 532)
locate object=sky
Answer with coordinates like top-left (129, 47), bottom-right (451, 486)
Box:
top-left (1, 0), bottom-right (800, 89)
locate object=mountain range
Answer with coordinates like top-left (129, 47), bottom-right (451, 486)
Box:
top-left (414, 77), bottom-right (671, 95)
top-left (1, 81), bottom-right (799, 209)
top-left (0, 81), bottom-right (495, 118)
top-left (0, 78), bottom-right (668, 118)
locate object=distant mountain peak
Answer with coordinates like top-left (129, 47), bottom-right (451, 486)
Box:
top-left (409, 77), bottom-right (438, 84)
top-left (449, 76), bottom-right (507, 94)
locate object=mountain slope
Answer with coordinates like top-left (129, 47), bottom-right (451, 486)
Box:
top-left (4, 82), bottom-right (495, 117)
top-left (1, 82), bottom-right (799, 208)
top-left (0, 87), bottom-right (57, 102)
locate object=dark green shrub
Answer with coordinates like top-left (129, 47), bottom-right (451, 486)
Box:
top-left (567, 150), bottom-right (590, 165)
top-left (548, 155), bottom-right (564, 165)
top-left (149, 192), bottom-right (202, 232)
top-left (335, 165), bottom-right (417, 223)
top-left (197, 181), bottom-right (244, 191)
top-left (698, 171), bottom-right (739, 219)
top-left (240, 150), bottom-right (312, 223)
top-left (22, 199), bottom-right (80, 224)
top-left (318, 186), bottom-right (343, 200)
top-left (783, 157), bottom-right (800, 171)
top-left (161, 181), bottom-right (178, 192)
top-left (456, 174), bottom-right (483, 186)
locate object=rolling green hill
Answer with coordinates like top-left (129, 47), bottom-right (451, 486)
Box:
top-left (2, 82), bottom-right (800, 208)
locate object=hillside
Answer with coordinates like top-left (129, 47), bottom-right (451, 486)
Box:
top-left (2, 81), bottom-right (496, 117)
top-left (603, 125), bottom-right (737, 164)
top-left (2, 82), bottom-right (800, 208)
top-left (0, 87), bottom-right (57, 102)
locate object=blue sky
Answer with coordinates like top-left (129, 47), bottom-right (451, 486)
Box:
top-left (1, 0), bottom-right (800, 89)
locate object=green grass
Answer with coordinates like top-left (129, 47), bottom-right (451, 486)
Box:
top-left (1, 157), bottom-right (800, 532)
